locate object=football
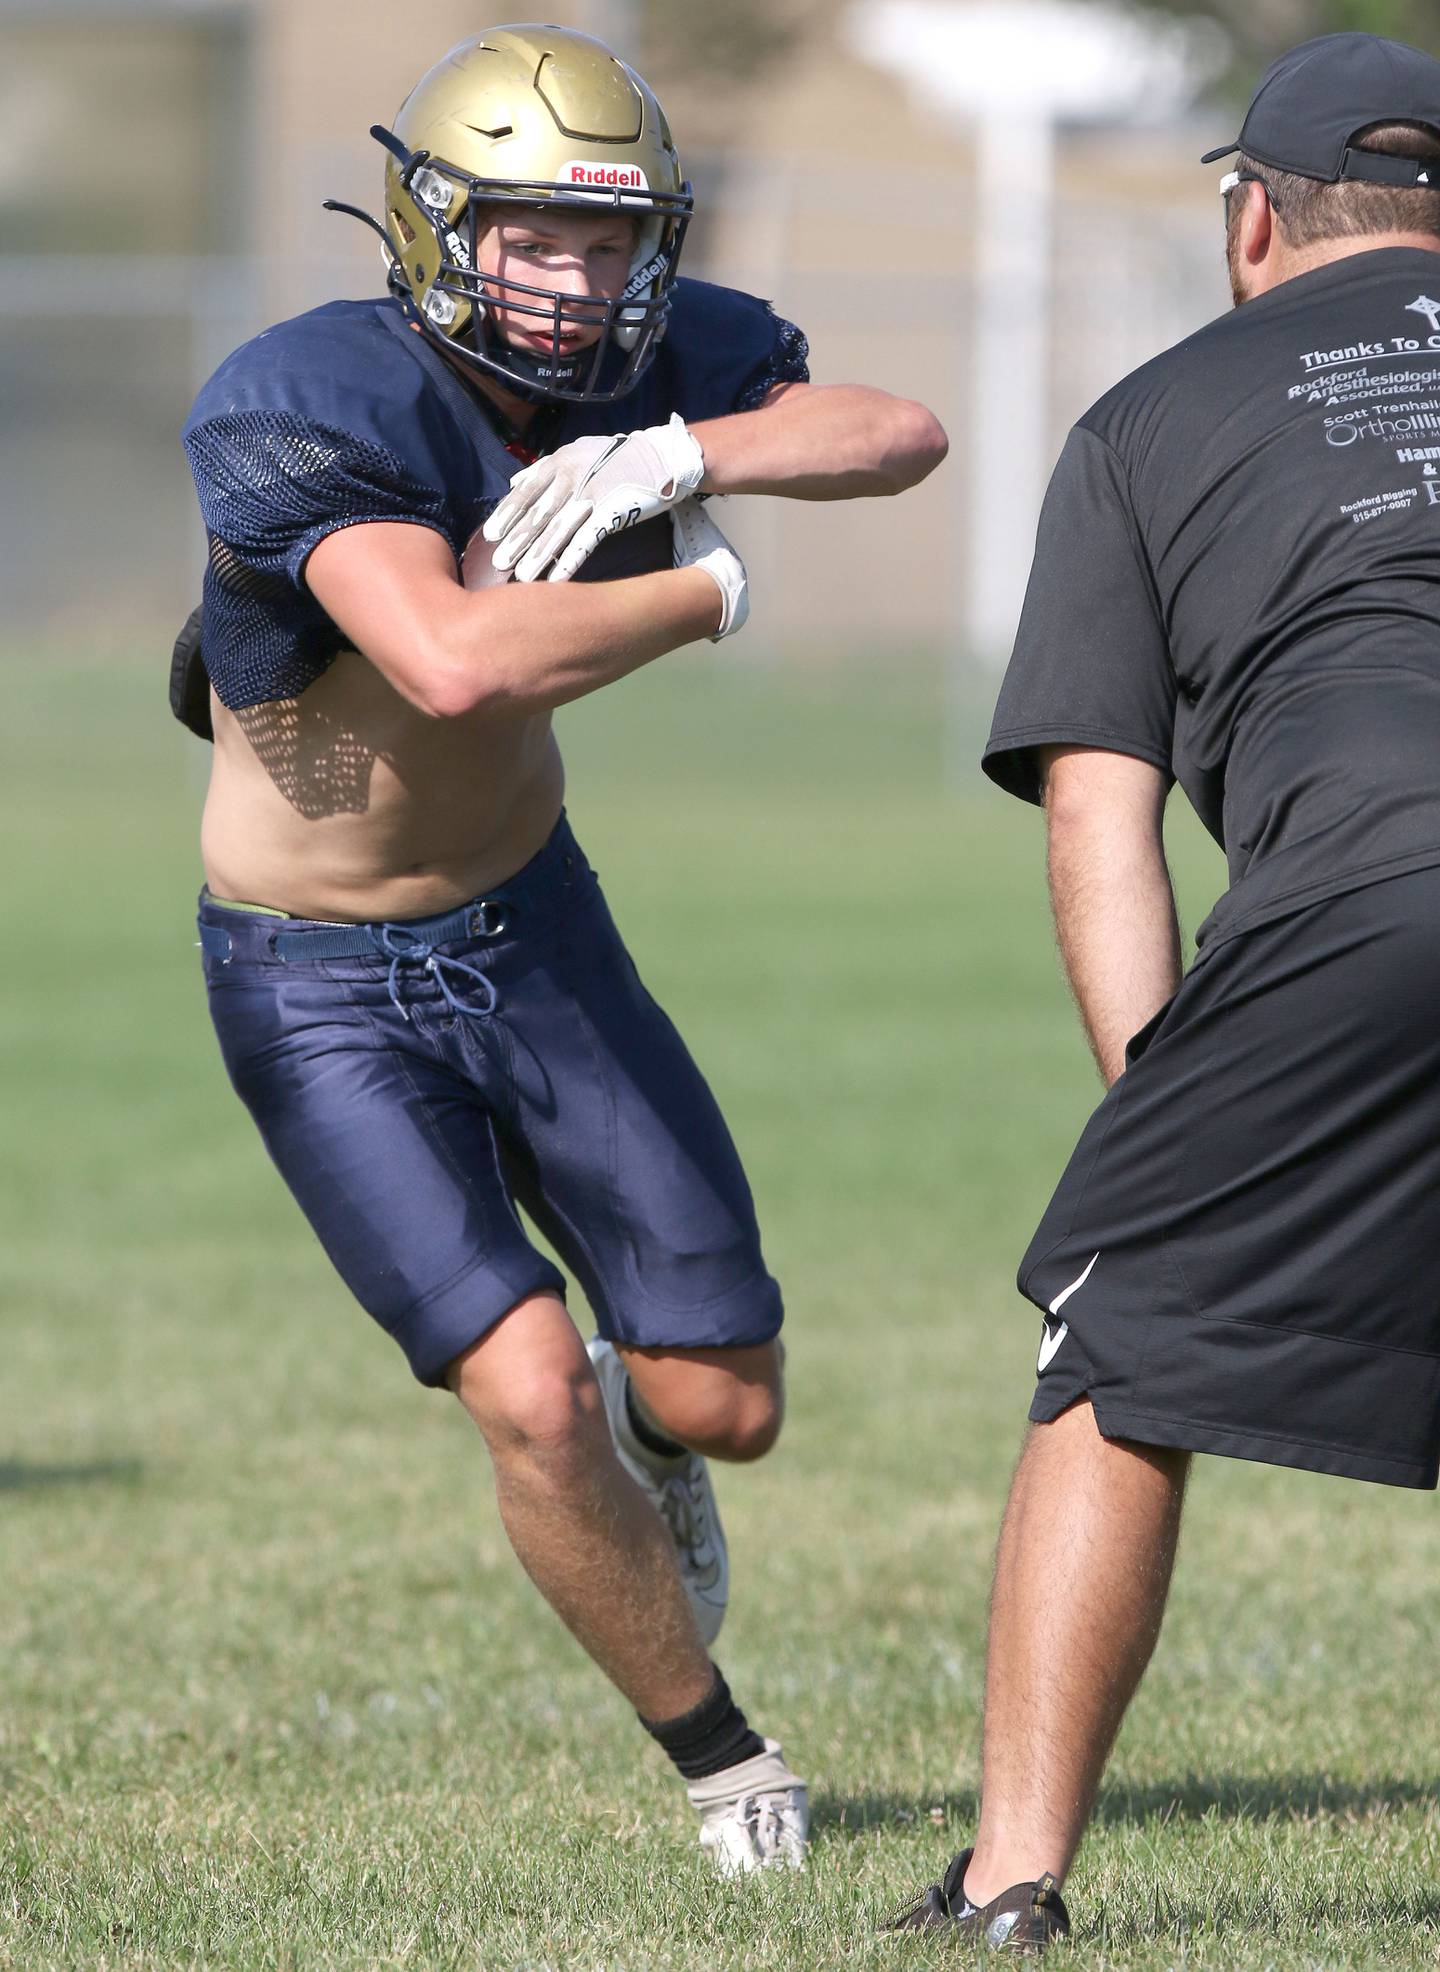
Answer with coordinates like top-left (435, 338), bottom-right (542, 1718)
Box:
top-left (463, 512), bottom-right (675, 588)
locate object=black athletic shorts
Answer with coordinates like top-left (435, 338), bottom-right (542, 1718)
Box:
top-left (1020, 866), bottom-right (1440, 1490)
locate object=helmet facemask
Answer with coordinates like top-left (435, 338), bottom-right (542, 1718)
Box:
top-left (378, 128), bottom-right (693, 404)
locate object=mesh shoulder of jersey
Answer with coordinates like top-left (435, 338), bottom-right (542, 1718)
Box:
top-left (182, 297), bottom-right (497, 711)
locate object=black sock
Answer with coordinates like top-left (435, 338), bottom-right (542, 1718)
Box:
top-left (624, 1379), bottom-right (686, 1460)
top-left (640, 1669), bottom-right (765, 1779)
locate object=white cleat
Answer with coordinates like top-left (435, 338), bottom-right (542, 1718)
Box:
top-left (688, 1739), bottom-right (809, 1875)
top-left (587, 1335), bottom-right (729, 1644)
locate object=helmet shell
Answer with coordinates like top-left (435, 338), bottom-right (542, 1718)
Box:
top-left (382, 25), bottom-right (690, 399)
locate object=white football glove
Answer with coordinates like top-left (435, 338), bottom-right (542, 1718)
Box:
top-left (483, 414), bottom-right (706, 584)
top-left (672, 497), bottom-right (748, 642)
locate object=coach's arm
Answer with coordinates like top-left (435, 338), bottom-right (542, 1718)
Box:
top-left (693, 382), bottom-right (948, 500)
top-left (1039, 745), bottom-right (1181, 1088)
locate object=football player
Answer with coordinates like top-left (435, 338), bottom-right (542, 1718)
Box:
top-left (180, 24), bottom-right (946, 1873)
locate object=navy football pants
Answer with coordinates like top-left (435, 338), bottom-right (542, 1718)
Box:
top-left (199, 815), bottom-right (782, 1384)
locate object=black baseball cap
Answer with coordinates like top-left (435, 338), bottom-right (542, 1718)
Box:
top-left (1202, 32), bottom-right (1440, 185)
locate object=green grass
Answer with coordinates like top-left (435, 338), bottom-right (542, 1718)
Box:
top-left (2, 644), bottom-right (1438, 1970)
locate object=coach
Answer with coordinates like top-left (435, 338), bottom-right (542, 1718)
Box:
top-left (888, 31), bottom-right (1440, 1951)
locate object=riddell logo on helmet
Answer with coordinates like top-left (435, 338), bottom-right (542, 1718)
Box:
top-left (563, 160), bottom-right (650, 191)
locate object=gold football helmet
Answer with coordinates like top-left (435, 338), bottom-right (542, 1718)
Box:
top-left (331, 25), bottom-right (692, 403)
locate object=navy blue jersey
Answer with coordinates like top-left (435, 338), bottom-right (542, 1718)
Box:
top-left (183, 282), bottom-right (808, 711)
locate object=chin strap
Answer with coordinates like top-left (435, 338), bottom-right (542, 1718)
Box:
top-left (317, 198), bottom-right (400, 281)
top-left (474, 334), bottom-right (589, 402)
top-left (322, 199), bottom-right (399, 260)
top-left (369, 124), bottom-right (417, 169)
top-left (320, 124), bottom-right (430, 287)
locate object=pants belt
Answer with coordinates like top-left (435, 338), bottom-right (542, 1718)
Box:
top-left (199, 899), bottom-right (509, 1021)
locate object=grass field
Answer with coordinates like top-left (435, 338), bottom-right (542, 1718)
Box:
top-left (3, 643), bottom-right (1439, 1970)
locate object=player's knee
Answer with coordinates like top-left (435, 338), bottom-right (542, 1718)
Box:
top-left (472, 1360), bottom-right (606, 1475)
top-left (663, 1381), bottom-right (783, 1463)
top-left (717, 1389), bottom-right (783, 1462)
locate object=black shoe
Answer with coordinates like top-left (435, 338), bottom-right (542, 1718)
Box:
top-left (883, 1848), bottom-right (1071, 1951)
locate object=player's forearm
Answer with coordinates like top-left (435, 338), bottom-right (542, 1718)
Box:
top-left (1042, 750), bottom-right (1181, 1087)
top-left (691, 385), bottom-right (948, 500)
top-left (427, 567), bottom-right (723, 717)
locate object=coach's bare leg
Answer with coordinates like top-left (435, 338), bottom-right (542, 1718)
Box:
top-left (619, 1341), bottom-right (784, 1463)
top-left (964, 1398), bottom-right (1189, 1903)
top-left (448, 1294), bottom-right (714, 1720)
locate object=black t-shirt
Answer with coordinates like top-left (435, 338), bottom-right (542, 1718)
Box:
top-left (985, 246), bottom-right (1440, 948)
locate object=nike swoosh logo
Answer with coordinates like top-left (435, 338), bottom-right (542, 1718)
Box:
top-left (1037, 1321), bottom-right (1069, 1373)
top-left (1037, 1252), bottom-right (1099, 1374)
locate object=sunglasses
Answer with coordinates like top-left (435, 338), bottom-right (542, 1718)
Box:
top-left (1219, 169), bottom-right (1284, 215)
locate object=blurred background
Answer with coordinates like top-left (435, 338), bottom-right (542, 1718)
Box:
top-left (8, 12), bottom-right (1440, 1964)
top-left (5, 0), bottom-right (1430, 669)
